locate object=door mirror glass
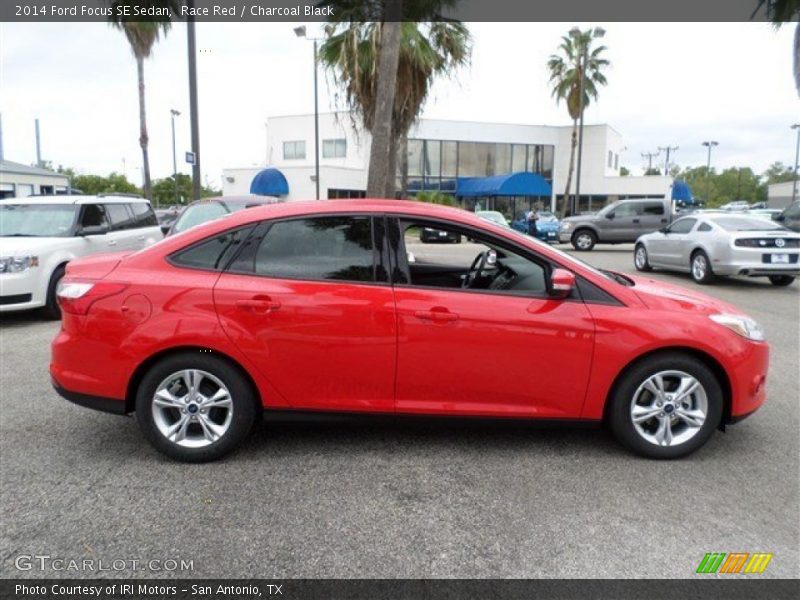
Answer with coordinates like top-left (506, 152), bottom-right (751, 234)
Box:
top-left (160, 223), bottom-right (171, 236)
top-left (78, 224), bottom-right (108, 236)
top-left (659, 227), bottom-right (669, 234)
top-left (605, 212), bottom-right (615, 219)
top-left (485, 249), bottom-right (497, 266)
top-left (549, 268), bottom-right (575, 299)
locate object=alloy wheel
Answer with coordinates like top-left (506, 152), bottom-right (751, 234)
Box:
top-left (630, 370), bottom-right (708, 447)
top-left (151, 369), bottom-right (234, 448)
top-left (576, 233), bottom-right (593, 250)
top-left (635, 246), bottom-right (647, 269)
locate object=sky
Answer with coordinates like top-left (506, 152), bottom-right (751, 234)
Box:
top-left (0, 21), bottom-right (798, 189)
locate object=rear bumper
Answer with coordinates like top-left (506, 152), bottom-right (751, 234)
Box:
top-left (51, 378), bottom-right (128, 415)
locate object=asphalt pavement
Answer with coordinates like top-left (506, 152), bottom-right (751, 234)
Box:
top-left (0, 244), bottom-right (797, 579)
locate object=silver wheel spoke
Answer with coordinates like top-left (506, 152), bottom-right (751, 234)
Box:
top-left (166, 414), bottom-right (191, 442)
top-left (674, 376), bottom-right (700, 402)
top-left (182, 370), bottom-right (201, 396)
top-left (197, 414), bottom-right (226, 442)
top-left (676, 408), bottom-right (705, 428)
top-left (654, 417), bottom-right (673, 446)
top-left (204, 388), bottom-right (232, 408)
top-left (153, 388), bottom-right (183, 409)
top-left (632, 405), bottom-right (661, 423)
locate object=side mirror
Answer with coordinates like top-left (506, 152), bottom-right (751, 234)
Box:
top-left (486, 249), bottom-right (498, 266)
top-left (659, 227), bottom-right (669, 234)
top-left (160, 223), bottom-right (171, 236)
top-left (775, 214), bottom-right (785, 221)
top-left (78, 224), bottom-right (108, 236)
top-left (549, 268), bottom-right (575, 299)
top-left (605, 212), bottom-right (615, 219)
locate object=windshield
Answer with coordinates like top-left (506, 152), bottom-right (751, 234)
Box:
top-left (710, 216), bottom-right (786, 232)
top-left (477, 211), bottom-right (507, 226)
top-left (0, 204), bottom-right (77, 237)
top-left (597, 201), bottom-right (620, 216)
top-left (173, 202), bottom-right (230, 233)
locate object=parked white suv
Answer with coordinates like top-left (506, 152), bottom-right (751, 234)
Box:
top-left (0, 195), bottom-right (162, 318)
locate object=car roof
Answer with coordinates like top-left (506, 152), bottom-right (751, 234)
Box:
top-left (186, 195), bottom-right (279, 207)
top-left (3, 194), bottom-right (149, 205)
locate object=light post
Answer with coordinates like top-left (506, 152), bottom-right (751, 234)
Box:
top-left (187, 1), bottom-right (201, 201)
top-left (702, 141), bottom-right (719, 204)
top-left (792, 124), bottom-right (799, 204)
top-left (170, 109), bottom-right (181, 206)
top-left (569, 26), bottom-right (605, 216)
top-left (294, 25), bottom-right (322, 200)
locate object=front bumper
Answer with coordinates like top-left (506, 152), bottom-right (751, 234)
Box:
top-left (726, 340), bottom-right (770, 421)
top-left (0, 271), bottom-right (44, 311)
top-left (537, 230), bottom-right (560, 243)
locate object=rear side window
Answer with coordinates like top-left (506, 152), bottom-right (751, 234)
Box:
top-left (130, 202), bottom-right (158, 227)
top-left (249, 216), bottom-right (377, 283)
top-left (668, 218), bottom-right (697, 234)
top-left (697, 222), bottom-right (712, 232)
top-left (170, 226), bottom-right (254, 271)
top-left (642, 202), bottom-right (664, 215)
top-left (106, 203), bottom-right (136, 230)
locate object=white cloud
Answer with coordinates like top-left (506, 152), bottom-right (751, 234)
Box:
top-left (0, 21), bottom-right (797, 190)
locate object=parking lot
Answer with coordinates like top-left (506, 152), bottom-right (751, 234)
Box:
top-left (0, 244), bottom-right (798, 579)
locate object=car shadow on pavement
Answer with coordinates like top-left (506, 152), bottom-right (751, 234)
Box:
top-left (0, 311), bottom-right (54, 328)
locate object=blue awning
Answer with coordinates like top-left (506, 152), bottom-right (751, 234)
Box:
top-left (250, 168), bottom-right (289, 196)
top-left (672, 180), bottom-right (693, 203)
top-left (456, 172), bottom-right (552, 197)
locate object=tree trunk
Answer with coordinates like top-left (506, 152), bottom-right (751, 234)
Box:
top-left (136, 55), bottom-right (152, 201)
top-left (559, 121), bottom-right (578, 219)
top-left (399, 133), bottom-right (409, 198)
top-left (366, 14), bottom-right (402, 198)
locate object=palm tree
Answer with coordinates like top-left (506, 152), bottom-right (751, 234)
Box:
top-left (108, 2), bottom-right (176, 200)
top-left (547, 28), bottom-right (609, 218)
top-left (319, 4), bottom-right (470, 197)
top-left (753, 1), bottom-right (800, 95)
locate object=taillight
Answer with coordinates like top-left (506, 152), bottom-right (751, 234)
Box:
top-left (57, 281), bottom-right (128, 315)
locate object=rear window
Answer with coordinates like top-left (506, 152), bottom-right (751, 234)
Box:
top-left (711, 217), bottom-right (785, 232)
top-left (130, 202), bottom-right (158, 227)
top-left (170, 226), bottom-right (254, 271)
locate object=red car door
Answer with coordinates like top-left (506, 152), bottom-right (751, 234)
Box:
top-left (392, 217), bottom-right (595, 418)
top-left (214, 216), bottom-right (397, 412)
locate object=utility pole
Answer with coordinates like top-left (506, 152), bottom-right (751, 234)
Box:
top-left (641, 151), bottom-right (660, 173)
top-left (792, 124), bottom-right (799, 205)
top-left (170, 109), bottom-right (181, 206)
top-left (187, 2), bottom-right (202, 201)
top-left (294, 26), bottom-right (323, 200)
top-left (658, 145), bottom-right (678, 176)
top-left (35, 118), bottom-right (42, 167)
top-left (702, 141), bottom-right (719, 204)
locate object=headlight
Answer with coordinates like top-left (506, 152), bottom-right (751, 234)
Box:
top-left (560, 222), bottom-right (573, 232)
top-left (0, 256), bottom-right (39, 274)
top-left (709, 313), bottom-right (765, 341)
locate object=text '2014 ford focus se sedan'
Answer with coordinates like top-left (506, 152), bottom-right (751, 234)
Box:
top-left (51, 200), bottom-right (769, 462)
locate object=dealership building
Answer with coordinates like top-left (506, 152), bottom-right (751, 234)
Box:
top-left (223, 112), bottom-right (676, 217)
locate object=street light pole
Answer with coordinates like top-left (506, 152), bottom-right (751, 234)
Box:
top-left (187, 3), bottom-right (202, 201)
top-left (170, 109), bottom-right (181, 206)
top-left (792, 124), bottom-right (799, 204)
top-left (295, 26), bottom-right (321, 200)
top-left (702, 141), bottom-right (719, 204)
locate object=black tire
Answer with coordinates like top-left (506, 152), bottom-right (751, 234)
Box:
top-left (634, 244), bottom-right (652, 272)
top-left (41, 265), bottom-right (66, 320)
top-left (607, 352), bottom-right (723, 459)
top-left (769, 275), bottom-right (795, 286)
top-left (690, 250), bottom-right (714, 285)
top-left (571, 229), bottom-right (596, 251)
top-left (454, 235), bottom-right (462, 244)
top-left (135, 353), bottom-right (257, 462)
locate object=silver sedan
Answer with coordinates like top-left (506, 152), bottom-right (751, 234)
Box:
top-left (634, 213), bottom-right (800, 286)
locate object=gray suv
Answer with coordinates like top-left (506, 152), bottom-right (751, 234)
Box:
top-left (559, 199), bottom-right (671, 251)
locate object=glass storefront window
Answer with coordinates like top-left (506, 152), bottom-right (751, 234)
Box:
top-left (542, 145), bottom-right (554, 179)
top-left (495, 144), bottom-right (512, 175)
top-left (442, 141), bottom-right (458, 177)
top-left (407, 139), bottom-right (424, 177)
top-left (512, 144), bottom-right (527, 172)
top-left (424, 140), bottom-right (441, 177)
top-left (527, 145), bottom-right (542, 173)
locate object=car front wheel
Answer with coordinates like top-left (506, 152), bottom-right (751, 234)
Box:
top-left (135, 353), bottom-right (257, 462)
top-left (571, 230), bottom-right (596, 251)
top-left (607, 353), bottom-right (723, 459)
top-left (769, 275), bottom-right (795, 286)
top-left (634, 244), bottom-right (652, 272)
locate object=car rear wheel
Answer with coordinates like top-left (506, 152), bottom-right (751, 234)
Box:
top-left (690, 251), bottom-right (714, 284)
top-left (768, 275), bottom-right (795, 286)
top-left (42, 265), bottom-right (66, 320)
top-left (135, 353), bottom-right (257, 462)
top-left (607, 353), bottom-right (723, 459)
top-left (571, 230), bottom-right (596, 251)
top-left (634, 244), bottom-right (652, 272)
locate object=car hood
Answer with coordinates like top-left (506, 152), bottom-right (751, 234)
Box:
top-left (628, 274), bottom-right (741, 316)
top-left (0, 236), bottom-right (72, 256)
top-left (561, 214), bottom-right (597, 224)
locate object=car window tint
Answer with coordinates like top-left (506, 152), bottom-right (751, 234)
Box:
top-left (171, 226), bottom-right (254, 270)
top-left (697, 222), bottom-right (712, 232)
top-left (400, 219), bottom-right (548, 295)
top-left (79, 204), bottom-right (109, 228)
top-left (106, 203), bottom-right (136, 230)
top-left (668, 218), bottom-right (697, 234)
top-left (642, 202), bottom-right (664, 215)
top-left (614, 203), bottom-right (638, 217)
top-left (130, 202), bottom-right (158, 227)
top-left (253, 217), bottom-right (375, 283)
top-left (174, 202), bottom-right (230, 233)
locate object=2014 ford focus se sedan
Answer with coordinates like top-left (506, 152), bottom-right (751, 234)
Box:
top-left (50, 200), bottom-right (769, 462)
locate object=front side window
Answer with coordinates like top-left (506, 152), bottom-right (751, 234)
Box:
top-left (283, 140), bottom-right (306, 160)
top-left (642, 202), bottom-right (665, 215)
top-left (668, 218), bottom-right (697, 234)
top-left (79, 204), bottom-right (110, 229)
top-left (613, 203), bottom-right (639, 218)
top-left (398, 219), bottom-right (548, 295)
top-left (250, 216), bottom-right (377, 283)
top-left (322, 138), bottom-right (346, 159)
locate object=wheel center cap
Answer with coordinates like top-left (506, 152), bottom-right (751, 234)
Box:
top-left (664, 404), bottom-right (675, 414)
top-left (187, 403), bottom-right (199, 414)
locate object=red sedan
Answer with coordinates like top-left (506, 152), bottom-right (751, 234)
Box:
top-left (51, 200), bottom-right (769, 461)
